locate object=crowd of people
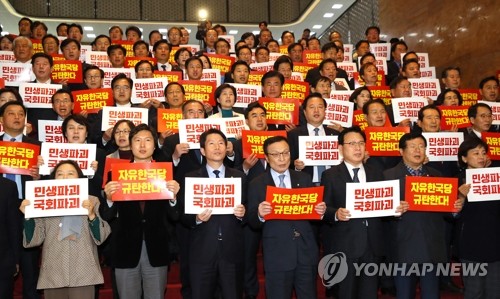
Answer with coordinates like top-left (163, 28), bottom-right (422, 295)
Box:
top-left (0, 15), bottom-right (500, 299)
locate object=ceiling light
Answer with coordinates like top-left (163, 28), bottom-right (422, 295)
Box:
top-left (323, 13), bottom-right (334, 18)
top-left (83, 26), bottom-right (93, 31)
top-left (332, 4), bottom-right (343, 9)
top-left (229, 30), bottom-right (238, 35)
top-left (312, 25), bottom-right (322, 29)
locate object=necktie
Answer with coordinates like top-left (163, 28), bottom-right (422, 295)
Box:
top-left (161, 65), bottom-right (167, 71)
top-left (5, 138), bottom-right (16, 182)
top-left (352, 167), bottom-right (360, 183)
top-left (314, 128), bottom-right (326, 181)
top-left (278, 174), bottom-right (286, 188)
top-left (213, 170), bottom-right (220, 178)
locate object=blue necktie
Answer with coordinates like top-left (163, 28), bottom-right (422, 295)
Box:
top-left (213, 170), bottom-right (220, 178)
top-left (352, 168), bottom-right (360, 183)
top-left (5, 138), bottom-right (16, 182)
top-left (278, 174), bottom-right (286, 188)
top-left (314, 128), bottom-right (326, 181)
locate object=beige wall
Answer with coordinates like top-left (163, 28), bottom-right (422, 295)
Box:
top-left (380, 0), bottom-right (500, 89)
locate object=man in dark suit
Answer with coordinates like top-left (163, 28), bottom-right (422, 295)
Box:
top-left (231, 102), bottom-right (268, 299)
top-left (0, 177), bottom-right (21, 298)
top-left (288, 92), bottom-right (340, 185)
top-left (0, 101), bottom-right (41, 299)
top-left (181, 128), bottom-right (246, 299)
top-left (321, 126), bottom-right (407, 298)
top-left (161, 99), bottom-right (213, 299)
top-left (248, 135), bottom-right (326, 298)
top-left (383, 132), bottom-right (463, 299)
top-left (102, 124), bottom-right (180, 299)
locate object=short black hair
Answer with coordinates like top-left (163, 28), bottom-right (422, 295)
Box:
top-left (165, 82), bottom-right (185, 95)
top-left (153, 39), bottom-right (171, 52)
top-left (244, 102), bottom-right (266, 119)
top-left (338, 126), bottom-right (365, 145)
top-left (273, 55), bottom-right (293, 72)
top-left (84, 65), bottom-right (104, 78)
top-left (230, 60), bottom-right (250, 73)
top-left (107, 44), bottom-right (127, 57)
top-left (51, 89), bottom-right (74, 103)
top-left (365, 26), bottom-right (380, 35)
top-left (111, 73), bottom-right (133, 89)
top-left (263, 136), bottom-right (288, 155)
top-left (301, 92), bottom-right (326, 110)
top-left (134, 60), bottom-right (154, 73)
top-left (174, 47), bottom-right (192, 62)
top-left (42, 34), bottom-right (59, 48)
top-left (126, 26), bottom-right (142, 38)
top-left (129, 123), bottom-right (158, 150)
top-left (355, 40), bottom-right (369, 50)
top-left (0, 88), bottom-right (23, 103)
top-left (31, 52), bottom-right (53, 67)
top-left (468, 102), bottom-right (492, 119)
top-left (60, 38), bottom-right (81, 51)
top-left (417, 104), bottom-right (442, 121)
top-left (67, 23), bottom-right (83, 35)
top-left (458, 138), bottom-right (489, 168)
top-left (214, 83), bottom-right (237, 101)
top-left (0, 101), bottom-right (26, 116)
top-left (261, 70), bottom-right (285, 86)
top-left (62, 114), bottom-right (89, 139)
top-left (479, 76), bottom-right (499, 89)
top-left (399, 132), bottom-right (427, 150)
top-left (362, 99), bottom-right (386, 115)
top-left (199, 128), bottom-right (227, 149)
top-left (441, 66), bottom-right (461, 79)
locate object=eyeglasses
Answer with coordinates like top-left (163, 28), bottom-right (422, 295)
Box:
top-left (343, 141), bottom-right (366, 147)
top-left (114, 130), bottom-right (131, 135)
top-left (86, 75), bottom-right (101, 80)
top-left (114, 86), bottom-right (130, 91)
top-left (267, 151), bottom-right (291, 158)
top-left (53, 99), bottom-right (71, 105)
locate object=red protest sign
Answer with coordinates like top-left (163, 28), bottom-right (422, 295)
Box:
top-left (264, 185), bottom-right (323, 220)
top-left (112, 40), bottom-right (134, 56)
top-left (258, 97), bottom-right (300, 125)
top-left (179, 80), bottom-right (216, 106)
top-left (405, 176), bottom-right (458, 212)
top-left (153, 70), bottom-right (182, 82)
top-left (458, 89), bottom-right (480, 107)
top-left (482, 132), bottom-right (500, 160)
top-left (51, 60), bottom-right (83, 83)
top-left (0, 78), bottom-right (4, 88)
top-left (248, 71), bottom-right (266, 86)
top-left (72, 88), bottom-right (114, 114)
top-left (438, 106), bottom-right (470, 130)
top-left (365, 126), bottom-right (410, 156)
top-left (157, 108), bottom-right (182, 133)
top-left (111, 162), bottom-right (174, 201)
top-left (302, 50), bottom-right (322, 66)
top-left (292, 62), bottom-right (316, 80)
top-left (242, 130), bottom-right (287, 158)
top-left (125, 56), bottom-right (157, 68)
top-left (205, 53), bottom-right (235, 74)
top-left (0, 141), bottom-right (40, 175)
top-left (102, 157), bottom-right (128, 188)
top-left (367, 86), bottom-right (392, 105)
top-left (281, 80), bottom-right (309, 101)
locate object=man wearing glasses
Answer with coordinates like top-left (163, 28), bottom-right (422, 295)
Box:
top-left (248, 135), bottom-right (326, 299)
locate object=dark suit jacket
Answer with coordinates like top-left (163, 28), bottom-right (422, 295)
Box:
top-left (100, 162), bottom-right (180, 268)
top-left (321, 162), bottom-right (385, 258)
top-left (383, 161), bottom-right (448, 263)
top-left (287, 125), bottom-right (340, 180)
top-left (162, 134), bottom-right (203, 182)
top-left (457, 171), bottom-right (500, 262)
top-left (182, 166), bottom-right (246, 264)
top-left (0, 177), bottom-right (21, 278)
top-left (248, 170), bottom-right (319, 272)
